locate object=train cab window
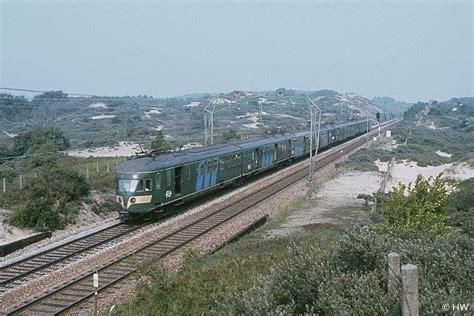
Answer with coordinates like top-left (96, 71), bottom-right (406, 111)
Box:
top-left (145, 179), bottom-right (152, 191)
top-left (166, 170), bottom-right (171, 186)
top-left (135, 180), bottom-right (144, 192)
top-left (155, 173), bottom-right (161, 189)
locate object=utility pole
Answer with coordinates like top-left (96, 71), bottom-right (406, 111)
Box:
top-left (204, 96), bottom-right (231, 146)
top-left (306, 97), bottom-right (322, 182)
top-left (366, 113), bottom-right (369, 146)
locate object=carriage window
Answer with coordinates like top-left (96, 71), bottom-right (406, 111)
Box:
top-left (145, 179), bottom-right (152, 191)
top-left (155, 173), bottom-right (161, 189)
top-left (166, 170), bottom-right (171, 186)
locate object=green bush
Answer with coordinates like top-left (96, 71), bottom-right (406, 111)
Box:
top-left (447, 179), bottom-right (474, 236)
top-left (218, 227), bottom-right (472, 314)
top-left (9, 166), bottom-right (89, 231)
top-left (10, 196), bottom-right (61, 231)
top-left (447, 178), bottom-right (474, 213)
top-left (378, 174), bottom-right (450, 234)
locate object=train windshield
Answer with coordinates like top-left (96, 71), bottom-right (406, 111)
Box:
top-left (117, 179), bottom-right (141, 193)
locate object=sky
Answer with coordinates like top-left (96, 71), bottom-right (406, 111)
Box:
top-left (1, 1), bottom-right (472, 102)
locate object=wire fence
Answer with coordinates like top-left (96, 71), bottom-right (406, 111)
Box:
top-left (0, 158), bottom-right (128, 194)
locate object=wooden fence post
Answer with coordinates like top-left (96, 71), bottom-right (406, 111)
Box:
top-left (401, 264), bottom-right (419, 316)
top-left (387, 252), bottom-right (400, 294)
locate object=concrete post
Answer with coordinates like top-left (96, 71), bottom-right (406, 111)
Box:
top-left (86, 166), bottom-right (90, 182)
top-left (107, 162), bottom-right (110, 173)
top-left (401, 264), bottom-right (419, 316)
top-left (387, 252), bottom-right (400, 294)
top-left (2, 177), bottom-right (5, 194)
top-left (19, 175), bottom-right (23, 190)
top-left (96, 161), bottom-right (99, 173)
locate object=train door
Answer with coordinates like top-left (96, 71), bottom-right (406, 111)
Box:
top-left (174, 166), bottom-right (182, 194)
top-left (210, 159), bottom-right (218, 186)
top-left (195, 162), bottom-right (205, 191)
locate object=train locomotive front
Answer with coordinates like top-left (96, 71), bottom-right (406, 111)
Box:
top-left (115, 157), bottom-right (159, 220)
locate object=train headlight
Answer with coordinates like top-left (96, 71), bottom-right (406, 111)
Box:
top-left (130, 198), bottom-right (136, 203)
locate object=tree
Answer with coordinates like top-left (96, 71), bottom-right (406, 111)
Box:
top-left (0, 93), bottom-right (31, 120)
top-left (12, 126), bottom-right (70, 157)
top-left (32, 91), bottom-right (67, 105)
top-left (151, 131), bottom-right (171, 153)
top-left (222, 129), bottom-right (240, 142)
top-left (379, 174), bottom-right (451, 234)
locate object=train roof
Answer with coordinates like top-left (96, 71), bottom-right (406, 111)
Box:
top-left (117, 119), bottom-right (368, 173)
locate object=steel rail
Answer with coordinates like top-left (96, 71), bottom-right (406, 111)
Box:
top-left (0, 223), bottom-right (145, 290)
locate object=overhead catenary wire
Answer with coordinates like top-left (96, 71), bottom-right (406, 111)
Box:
top-left (0, 87), bottom-right (103, 98)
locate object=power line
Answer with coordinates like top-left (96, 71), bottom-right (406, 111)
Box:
top-left (0, 96), bottom-right (134, 102)
top-left (0, 87), bottom-right (98, 98)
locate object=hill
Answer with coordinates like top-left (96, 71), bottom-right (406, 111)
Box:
top-left (0, 89), bottom-right (405, 152)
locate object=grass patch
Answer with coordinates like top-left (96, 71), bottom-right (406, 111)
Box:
top-left (263, 195), bottom-right (309, 231)
top-left (321, 204), bottom-right (371, 226)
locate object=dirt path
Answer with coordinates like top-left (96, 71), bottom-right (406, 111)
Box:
top-left (267, 170), bottom-right (382, 238)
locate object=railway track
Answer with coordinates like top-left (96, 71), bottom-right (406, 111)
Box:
top-left (5, 120), bottom-right (398, 315)
top-left (0, 222), bottom-right (144, 292)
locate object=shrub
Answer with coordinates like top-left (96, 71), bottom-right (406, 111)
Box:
top-left (447, 178), bottom-right (474, 236)
top-left (447, 178), bottom-right (474, 213)
top-left (218, 227), bottom-right (472, 315)
top-left (10, 196), bottom-right (61, 231)
top-left (9, 166), bottom-right (89, 231)
top-left (378, 174), bottom-right (450, 234)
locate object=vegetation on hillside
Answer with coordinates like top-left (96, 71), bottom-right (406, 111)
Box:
top-left (392, 99), bottom-right (474, 166)
top-left (340, 99), bottom-right (473, 171)
top-left (0, 89), bottom-right (398, 152)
